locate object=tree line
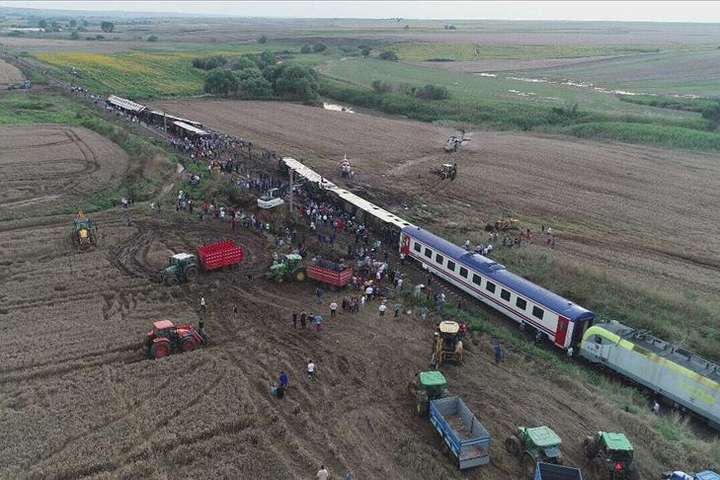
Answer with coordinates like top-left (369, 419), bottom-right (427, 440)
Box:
top-left (199, 50), bottom-right (320, 102)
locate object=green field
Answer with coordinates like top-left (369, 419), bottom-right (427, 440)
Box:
top-left (390, 42), bottom-right (661, 62)
top-left (34, 43), bottom-right (302, 98)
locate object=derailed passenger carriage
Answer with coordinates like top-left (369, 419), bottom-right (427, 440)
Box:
top-left (580, 323), bottom-right (720, 427)
top-left (400, 226), bottom-right (594, 349)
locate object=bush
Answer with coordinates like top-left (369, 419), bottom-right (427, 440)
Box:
top-left (379, 51), bottom-right (399, 61)
top-left (414, 84), bottom-right (449, 100)
top-left (231, 56), bottom-right (259, 71)
top-left (100, 21), bottom-right (114, 33)
top-left (360, 47), bottom-right (371, 57)
top-left (191, 55), bottom-right (228, 70)
top-left (300, 44), bottom-right (312, 54)
top-left (371, 80), bottom-right (393, 94)
top-left (236, 68), bottom-right (273, 98)
top-left (146, 35), bottom-right (159, 42)
top-left (69, 31), bottom-right (80, 40)
top-left (257, 50), bottom-right (277, 68)
top-left (312, 43), bottom-right (328, 53)
top-left (270, 64), bottom-right (320, 101)
top-left (258, 35), bottom-right (267, 44)
top-left (204, 70), bottom-right (238, 96)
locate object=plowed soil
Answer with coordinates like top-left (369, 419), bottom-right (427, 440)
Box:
top-left (0, 125), bottom-right (129, 221)
top-left (0, 58), bottom-right (24, 85)
top-left (0, 115), bottom-right (701, 479)
top-left (154, 99), bottom-right (720, 292)
top-left (0, 208), bottom-right (682, 480)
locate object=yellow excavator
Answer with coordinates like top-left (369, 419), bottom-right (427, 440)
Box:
top-left (71, 211), bottom-right (97, 251)
top-left (431, 320), bottom-right (464, 368)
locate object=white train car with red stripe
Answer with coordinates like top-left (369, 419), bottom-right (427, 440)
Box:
top-left (401, 226), bottom-right (594, 349)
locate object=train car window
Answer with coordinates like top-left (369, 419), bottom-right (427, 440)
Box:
top-left (500, 289), bottom-right (511, 301)
top-left (459, 267), bottom-right (468, 278)
top-left (532, 306), bottom-right (544, 320)
top-left (413, 242), bottom-right (421, 253)
top-left (485, 281), bottom-right (496, 293)
top-left (516, 297), bottom-right (527, 310)
top-left (447, 260), bottom-right (456, 272)
top-left (424, 247), bottom-right (432, 258)
top-left (472, 274), bottom-right (482, 286)
top-left (435, 254), bottom-right (444, 265)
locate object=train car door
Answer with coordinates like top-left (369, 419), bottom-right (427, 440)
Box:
top-left (554, 316), bottom-right (569, 348)
top-left (400, 234), bottom-right (411, 256)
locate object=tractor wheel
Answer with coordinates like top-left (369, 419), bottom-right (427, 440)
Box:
top-left (522, 454), bottom-right (536, 480)
top-left (151, 342), bottom-right (170, 359)
top-left (184, 266), bottom-right (199, 282)
top-left (295, 271), bottom-right (306, 282)
top-left (179, 336), bottom-right (196, 353)
top-left (583, 436), bottom-right (599, 459)
top-left (164, 275), bottom-right (178, 286)
top-left (504, 435), bottom-right (521, 457)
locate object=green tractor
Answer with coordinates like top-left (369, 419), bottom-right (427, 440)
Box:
top-left (583, 431), bottom-right (638, 480)
top-left (160, 253), bottom-right (199, 285)
top-left (409, 370), bottom-right (449, 417)
top-left (265, 253), bottom-right (306, 283)
top-left (505, 426), bottom-right (563, 479)
top-left (71, 211), bottom-right (97, 252)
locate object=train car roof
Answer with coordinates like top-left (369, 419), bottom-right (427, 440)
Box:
top-left (403, 226), bottom-right (594, 321)
top-left (282, 157), bottom-right (414, 229)
top-left (107, 95), bottom-right (147, 113)
top-left (595, 322), bottom-right (720, 383)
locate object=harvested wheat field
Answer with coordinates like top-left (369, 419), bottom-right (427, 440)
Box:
top-left (0, 203), bottom-right (688, 480)
top-left (0, 125), bottom-right (129, 221)
top-left (0, 58), bottom-right (24, 85)
top-left (155, 100), bottom-right (720, 293)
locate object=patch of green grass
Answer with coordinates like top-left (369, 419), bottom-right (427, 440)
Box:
top-left (618, 94), bottom-right (719, 113)
top-left (556, 121), bottom-right (720, 151)
top-left (391, 42), bottom-right (659, 62)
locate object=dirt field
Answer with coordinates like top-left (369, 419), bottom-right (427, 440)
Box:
top-left (154, 100), bottom-right (720, 293)
top-left (0, 125), bottom-right (129, 221)
top-left (0, 206), bottom-right (685, 480)
top-left (0, 57), bottom-right (24, 85)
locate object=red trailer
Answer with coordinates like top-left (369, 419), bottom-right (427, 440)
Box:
top-left (307, 263), bottom-right (353, 287)
top-left (197, 240), bottom-right (244, 271)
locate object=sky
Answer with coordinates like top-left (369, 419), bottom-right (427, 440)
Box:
top-left (2, 1), bottom-right (720, 23)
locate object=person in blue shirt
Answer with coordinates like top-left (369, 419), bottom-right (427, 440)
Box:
top-left (274, 371), bottom-right (288, 399)
top-left (494, 343), bottom-right (504, 364)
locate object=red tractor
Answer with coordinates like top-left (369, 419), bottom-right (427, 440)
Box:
top-left (144, 320), bottom-right (206, 359)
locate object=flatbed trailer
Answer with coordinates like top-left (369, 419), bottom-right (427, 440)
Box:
top-left (306, 263), bottom-right (353, 287)
top-left (535, 463), bottom-right (583, 480)
top-left (429, 396), bottom-right (490, 470)
top-left (197, 240), bottom-right (244, 271)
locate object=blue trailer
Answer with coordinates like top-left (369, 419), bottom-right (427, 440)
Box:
top-left (428, 396), bottom-right (491, 469)
top-left (535, 463), bottom-right (583, 480)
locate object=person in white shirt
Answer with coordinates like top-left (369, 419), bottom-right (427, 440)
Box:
top-left (329, 301), bottom-right (338, 318)
top-left (307, 360), bottom-right (316, 380)
top-left (317, 465), bottom-right (329, 480)
top-left (379, 303), bottom-right (387, 317)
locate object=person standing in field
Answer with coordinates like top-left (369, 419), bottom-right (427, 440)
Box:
top-left (300, 311), bottom-right (307, 329)
top-left (378, 303), bottom-right (387, 317)
top-left (292, 311), bottom-right (298, 329)
top-left (330, 301), bottom-right (338, 318)
top-left (307, 360), bottom-right (317, 381)
top-left (494, 343), bottom-right (504, 364)
top-left (316, 465), bottom-right (329, 480)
